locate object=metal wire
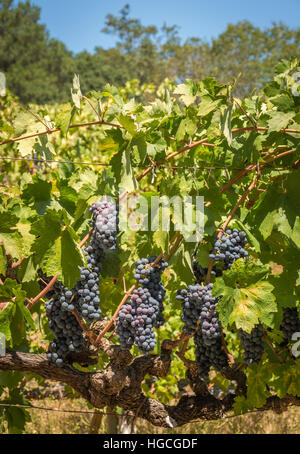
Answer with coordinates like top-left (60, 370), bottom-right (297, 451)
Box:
top-left (0, 402), bottom-right (117, 416)
top-left (0, 156), bottom-right (295, 171)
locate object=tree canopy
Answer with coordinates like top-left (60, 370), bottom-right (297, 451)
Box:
top-left (0, 1), bottom-right (299, 104)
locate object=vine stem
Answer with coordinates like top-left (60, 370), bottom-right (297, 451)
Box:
top-left (82, 96), bottom-right (103, 122)
top-left (11, 256), bottom-right (25, 269)
top-left (1, 124), bottom-right (299, 148)
top-left (72, 309), bottom-right (95, 341)
top-left (231, 126), bottom-right (300, 134)
top-left (136, 138), bottom-right (209, 182)
top-left (164, 234), bottom-right (183, 262)
top-left (263, 333), bottom-right (284, 364)
top-left (233, 98), bottom-right (257, 129)
top-left (0, 120), bottom-right (123, 146)
top-left (27, 274), bottom-right (58, 310)
top-left (79, 230), bottom-right (93, 248)
top-left (95, 284), bottom-right (136, 343)
top-left (220, 148), bottom-right (296, 194)
top-left (221, 331), bottom-right (235, 365)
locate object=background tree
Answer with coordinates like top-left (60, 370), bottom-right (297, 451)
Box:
top-left (0, 1), bottom-right (299, 103)
top-left (0, 0), bottom-right (75, 104)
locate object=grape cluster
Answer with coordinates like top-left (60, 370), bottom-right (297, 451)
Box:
top-left (194, 329), bottom-right (212, 378)
top-left (194, 329), bottom-right (228, 379)
top-left (134, 256), bottom-right (168, 327)
top-left (90, 200), bottom-right (119, 250)
top-left (198, 287), bottom-right (228, 373)
top-left (192, 259), bottom-right (223, 284)
top-left (209, 229), bottom-right (248, 269)
top-left (116, 287), bottom-right (161, 353)
top-left (45, 289), bottom-right (86, 366)
top-left (75, 268), bottom-right (102, 322)
top-left (41, 199), bottom-right (120, 365)
top-left (280, 307), bottom-right (300, 340)
top-left (199, 286), bottom-right (222, 341)
top-left (45, 239), bottom-right (105, 324)
top-left (176, 284), bottom-right (204, 333)
top-left (177, 282), bottom-right (228, 377)
top-left (238, 324), bottom-right (264, 364)
top-left (176, 283), bottom-right (222, 337)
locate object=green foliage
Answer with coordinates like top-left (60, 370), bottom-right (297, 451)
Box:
top-left (1, 2), bottom-right (300, 103)
top-left (0, 58), bottom-right (299, 430)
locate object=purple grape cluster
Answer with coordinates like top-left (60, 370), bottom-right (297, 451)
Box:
top-left (49, 234), bottom-right (105, 324)
top-left (192, 259), bottom-right (223, 284)
top-left (89, 200), bottom-right (119, 250)
top-left (76, 268), bottom-right (101, 322)
top-left (116, 287), bottom-right (163, 353)
top-left (45, 291), bottom-right (86, 366)
top-left (176, 283), bottom-right (222, 336)
top-left (280, 307), bottom-right (300, 341)
top-left (194, 329), bottom-right (212, 378)
top-left (41, 199), bottom-right (119, 365)
top-left (176, 284), bottom-right (204, 333)
top-left (238, 324), bottom-right (264, 364)
top-left (199, 287), bottom-right (223, 342)
top-left (177, 282), bottom-right (228, 376)
top-left (134, 256), bottom-right (168, 327)
top-left (194, 329), bottom-right (228, 379)
top-left (209, 229), bottom-right (248, 269)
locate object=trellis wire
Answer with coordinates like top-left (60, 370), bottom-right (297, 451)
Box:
top-left (0, 401), bottom-right (292, 423)
top-left (0, 402), bottom-right (118, 417)
top-left (0, 156), bottom-right (294, 171)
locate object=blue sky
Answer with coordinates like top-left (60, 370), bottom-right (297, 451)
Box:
top-left (28, 0), bottom-right (300, 54)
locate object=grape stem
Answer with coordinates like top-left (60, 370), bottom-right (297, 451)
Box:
top-left (136, 138), bottom-right (209, 182)
top-left (27, 274), bottom-right (58, 310)
top-left (233, 98), bottom-right (257, 129)
top-left (165, 234), bottom-right (183, 262)
top-left (221, 331), bottom-right (235, 365)
top-left (72, 309), bottom-right (95, 340)
top-left (82, 96), bottom-right (103, 122)
top-left (263, 332), bottom-right (284, 364)
top-left (220, 148), bottom-right (296, 194)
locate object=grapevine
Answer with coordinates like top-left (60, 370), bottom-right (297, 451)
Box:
top-left (0, 60), bottom-right (299, 431)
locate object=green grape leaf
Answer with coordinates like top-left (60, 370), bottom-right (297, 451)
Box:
top-left (173, 81), bottom-right (197, 106)
top-left (40, 226), bottom-right (84, 289)
top-left (213, 261), bottom-right (276, 332)
top-left (233, 396), bottom-right (252, 415)
top-left (16, 257), bottom-right (37, 283)
top-left (267, 111), bottom-right (295, 132)
top-left (220, 103), bottom-right (232, 145)
top-left (0, 245), bottom-right (7, 275)
top-left (246, 362), bottom-right (272, 408)
top-left (13, 112), bottom-right (46, 157)
top-left (118, 114), bottom-right (137, 136)
top-left (270, 360), bottom-right (300, 398)
top-left (0, 303), bottom-right (15, 342)
top-left (21, 177), bottom-right (52, 215)
top-left (55, 103), bottom-right (76, 136)
top-left (30, 209), bottom-right (63, 262)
